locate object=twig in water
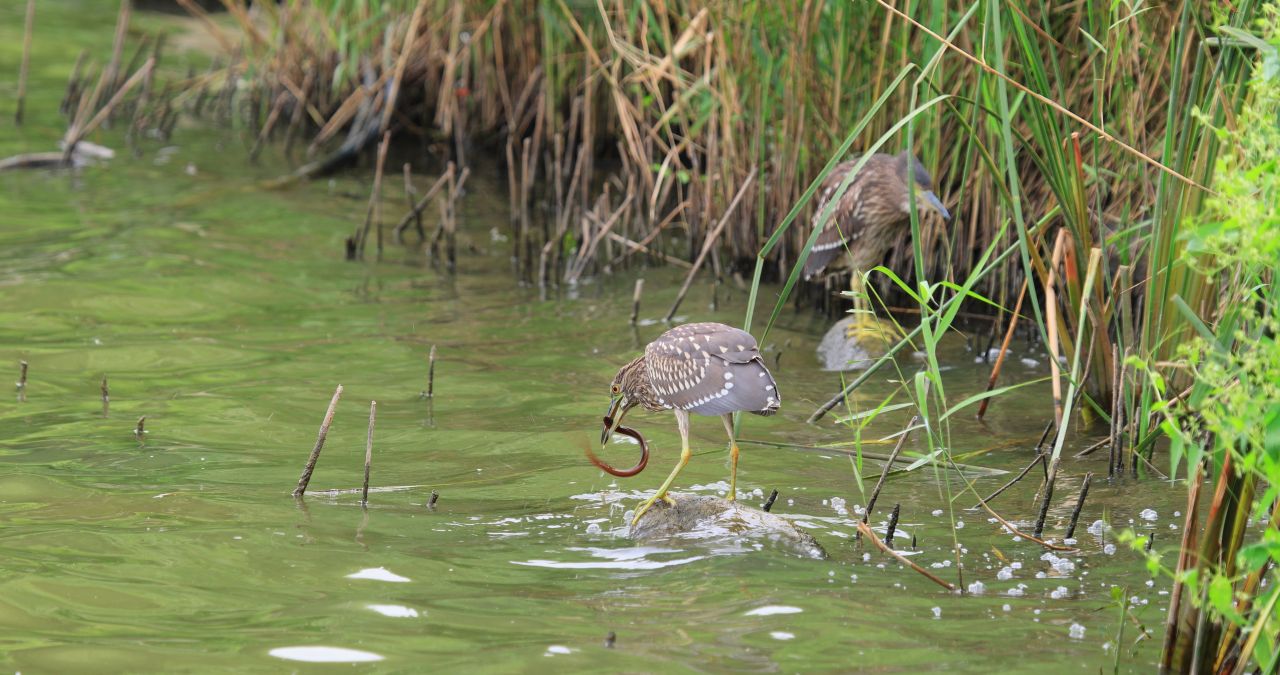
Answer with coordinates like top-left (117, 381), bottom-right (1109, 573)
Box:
top-left (629, 279), bottom-right (644, 326)
top-left (977, 279), bottom-right (1027, 419)
top-left (426, 345), bottom-right (437, 398)
top-left (950, 458), bottom-right (1075, 552)
top-left (1144, 533), bottom-right (1154, 553)
top-left (362, 401), bottom-right (376, 506)
top-left (855, 521), bottom-right (956, 592)
top-left (762, 489), bottom-right (778, 512)
top-left (16, 360), bottom-right (28, 401)
top-left (395, 171), bottom-right (449, 243)
top-left (401, 163), bottom-right (424, 243)
top-left (134, 415), bottom-right (147, 439)
top-left (864, 415), bottom-right (916, 523)
top-left (1064, 472), bottom-right (1091, 539)
top-left (970, 453), bottom-right (1044, 509)
top-left (604, 631), bottom-right (616, 649)
top-left (428, 490), bottom-right (439, 508)
top-left (16, 0), bottom-right (35, 126)
top-left (358, 131), bottom-right (392, 259)
top-left (884, 503), bottom-right (901, 548)
top-left (293, 385), bottom-right (344, 498)
top-left (101, 375), bottom-right (109, 417)
top-left (1033, 457), bottom-right (1060, 538)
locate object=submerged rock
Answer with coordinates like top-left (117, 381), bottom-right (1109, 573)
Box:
top-left (816, 317), bottom-right (890, 371)
top-left (629, 493), bottom-right (827, 559)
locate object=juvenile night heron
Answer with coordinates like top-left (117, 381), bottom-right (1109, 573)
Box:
top-left (803, 151), bottom-right (950, 339)
top-left (599, 322), bottom-right (780, 525)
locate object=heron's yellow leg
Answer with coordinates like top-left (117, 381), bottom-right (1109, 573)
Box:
top-left (845, 272), bottom-right (895, 343)
top-left (632, 410), bottom-right (691, 526)
top-left (721, 414), bottom-right (739, 501)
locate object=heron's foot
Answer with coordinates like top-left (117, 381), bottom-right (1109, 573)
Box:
top-left (843, 313), bottom-right (896, 343)
top-left (631, 492), bottom-right (669, 526)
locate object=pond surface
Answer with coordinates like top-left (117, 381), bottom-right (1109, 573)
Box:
top-left (1, 5), bottom-right (1183, 673)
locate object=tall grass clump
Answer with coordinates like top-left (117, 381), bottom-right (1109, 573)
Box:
top-left (1120, 18), bottom-right (1280, 671)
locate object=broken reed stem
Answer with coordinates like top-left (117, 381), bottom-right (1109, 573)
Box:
top-left (971, 453), bottom-right (1044, 509)
top-left (359, 131), bottom-right (392, 259)
top-left (1033, 457), bottom-right (1060, 538)
top-left (62, 58), bottom-right (155, 164)
top-left (428, 489), bottom-right (439, 508)
top-left (864, 415), bottom-right (917, 523)
top-left (664, 168), bottom-right (756, 322)
top-left (101, 375), bottom-right (109, 416)
top-left (855, 520), bottom-right (956, 592)
top-left (629, 278), bottom-right (644, 325)
top-left (1064, 472), bottom-right (1092, 539)
top-left (1045, 230), bottom-right (1068, 427)
top-left (762, 488), bottom-right (778, 512)
top-left (16, 0), bottom-right (35, 126)
top-left (395, 170), bottom-right (450, 241)
top-left (958, 458), bottom-right (1076, 552)
top-left (362, 400), bottom-right (376, 505)
top-left (16, 360), bottom-right (28, 401)
top-left (977, 279), bottom-right (1027, 419)
top-left (884, 503), bottom-right (901, 548)
top-left (293, 384), bottom-right (344, 498)
top-left (401, 163), bottom-right (424, 243)
top-left (427, 345), bottom-right (437, 398)
top-left (134, 415), bottom-right (146, 439)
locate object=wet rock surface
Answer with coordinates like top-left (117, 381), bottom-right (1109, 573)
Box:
top-left (816, 317), bottom-right (889, 371)
top-left (629, 493), bottom-right (827, 559)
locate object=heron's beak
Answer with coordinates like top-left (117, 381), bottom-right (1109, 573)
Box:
top-left (919, 189), bottom-right (951, 220)
top-left (601, 395), bottom-right (627, 446)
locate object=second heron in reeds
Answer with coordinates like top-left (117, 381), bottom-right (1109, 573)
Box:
top-left (596, 322), bottom-right (781, 525)
top-left (804, 152), bottom-right (950, 341)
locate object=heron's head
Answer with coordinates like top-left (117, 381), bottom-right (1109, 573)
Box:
top-left (895, 151), bottom-right (950, 221)
top-left (602, 357), bottom-right (644, 445)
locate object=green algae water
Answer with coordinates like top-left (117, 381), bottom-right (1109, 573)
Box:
top-left (1, 4), bottom-right (1185, 673)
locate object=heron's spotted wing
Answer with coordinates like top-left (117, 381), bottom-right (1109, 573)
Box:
top-left (643, 323), bottom-right (780, 417)
top-left (802, 155), bottom-right (899, 279)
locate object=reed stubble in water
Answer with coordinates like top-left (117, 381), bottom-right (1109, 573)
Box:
top-left (762, 489), bottom-right (778, 512)
top-left (629, 278), bottom-right (644, 325)
top-left (362, 400), bottom-right (375, 505)
top-left (1064, 472), bottom-right (1092, 540)
top-left (15, 0), bottom-right (35, 126)
top-left (101, 375), bottom-right (109, 417)
top-left (884, 503), bottom-right (901, 548)
top-left (293, 384), bottom-right (343, 498)
top-left (864, 416), bottom-right (916, 524)
top-left (16, 360), bottom-right (28, 402)
top-left (134, 415), bottom-right (146, 440)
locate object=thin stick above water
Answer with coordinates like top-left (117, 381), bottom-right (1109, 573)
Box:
top-left (293, 384), bottom-right (344, 498)
top-left (863, 415), bottom-right (916, 523)
top-left (426, 345), bottom-right (437, 398)
top-left (362, 400), bottom-right (376, 505)
top-left (16, 360), bottom-right (28, 401)
top-left (101, 375), bottom-right (109, 417)
top-left (855, 520), bottom-right (956, 592)
top-left (15, 0), bottom-right (35, 126)
top-left (629, 279), bottom-right (644, 325)
top-left (977, 279), bottom-right (1027, 419)
top-left (1064, 472), bottom-right (1091, 540)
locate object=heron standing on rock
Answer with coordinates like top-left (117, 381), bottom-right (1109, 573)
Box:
top-left (597, 322), bottom-right (780, 525)
top-left (803, 151), bottom-right (950, 344)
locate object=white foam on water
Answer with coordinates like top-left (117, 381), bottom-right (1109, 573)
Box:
top-left (269, 647), bottom-right (384, 663)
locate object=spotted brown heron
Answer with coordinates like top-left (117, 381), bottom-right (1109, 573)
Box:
top-left (599, 322), bottom-right (780, 525)
top-left (803, 151), bottom-right (950, 338)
